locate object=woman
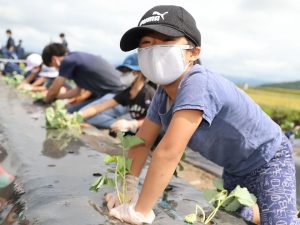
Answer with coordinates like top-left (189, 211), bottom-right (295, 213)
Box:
top-left (106, 5), bottom-right (299, 225)
top-left (79, 53), bottom-right (155, 133)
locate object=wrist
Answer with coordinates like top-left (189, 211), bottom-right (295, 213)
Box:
top-left (129, 119), bottom-right (139, 132)
top-left (134, 203), bottom-right (154, 220)
top-left (126, 174), bottom-right (139, 186)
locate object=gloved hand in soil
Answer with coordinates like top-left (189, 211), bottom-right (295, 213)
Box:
top-left (110, 119), bottom-right (139, 133)
top-left (105, 175), bottom-right (139, 210)
top-left (109, 203), bottom-right (155, 225)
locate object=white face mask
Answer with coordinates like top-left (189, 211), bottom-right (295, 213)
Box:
top-left (120, 72), bottom-right (136, 87)
top-left (138, 44), bottom-right (192, 85)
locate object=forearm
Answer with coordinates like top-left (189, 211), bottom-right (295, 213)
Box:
top-left (127, 145), bottom-right (151, 177)
top-left (135, 110), bottom-right (203, 215)
top-left (24, 72), bottom-right (37, 83)
top-left (135, 149), bottom-right (182, 214)
top-left (127, 118), bottom-right (162, 177)
top-left (79, 98), bottom-right (118, 119)
top-left (79, 105), bottom-right (98, 119)
top-left (44, 88), bottom-right (59, 103)
top-left (68, 90), bottom-right (92, 104)
top-left (32, 86), bottom-right (47, 92)
top-left (44, 77), bottom-right (65, 103)
top-left (57, 87), bottom-right (81, 99)
top-left (32, 77), bottom-right (46, 87)
top-left (136, 119), bottom-right (146, 129)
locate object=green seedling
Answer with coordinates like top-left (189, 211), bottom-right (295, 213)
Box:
top-left (280, 121), bottom-right (295, 131)
top-left (2, 74), bottom-right (24, 87)
top-left (184, 178), bottom-right (257, 224)
top-left (90, 132), bottom-right (144, 204)
top-left (45, 100), bottom-right (83, 130)
top-left (31, 92), bottom-right (46, 100)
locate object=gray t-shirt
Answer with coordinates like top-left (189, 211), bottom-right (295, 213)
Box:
top-left (59, 52), bottom-right (125, 97)
top-left (147, 64), bottom-right (282, 176)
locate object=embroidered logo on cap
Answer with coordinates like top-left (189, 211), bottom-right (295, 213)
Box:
top-left (139, 11), bottom-right (168, 26)
top-left (152, 11), bottom-right (168, 20)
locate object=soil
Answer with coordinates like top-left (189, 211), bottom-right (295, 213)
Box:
top-left (177, 161), bottom-right (217, 190)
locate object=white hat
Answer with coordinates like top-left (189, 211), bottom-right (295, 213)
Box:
top-left (25, 53), bottom-right (43, 72)
top-left (38, 65), bottom-right (58, 78)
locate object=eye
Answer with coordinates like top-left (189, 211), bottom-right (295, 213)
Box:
top-left (140, 40), bottom-right (151, 45)
top-left (139, 36), bottom-right (153, 48)
top-left (162, 37), bottom-right (175, 42)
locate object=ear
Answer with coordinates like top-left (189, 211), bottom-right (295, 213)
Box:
top-left (51, 56), bottom-right (56, 65)
top-left (190, 47), bottom-right (201, 62)
top-left (132, 70), bottom-right (141, 76)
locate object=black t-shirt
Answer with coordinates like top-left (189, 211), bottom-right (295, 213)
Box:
top-left (114, 83), bottom-right (156, 120)
top-left (6, 37), bottom-right (15, 49)
top-left (59, 52), bottom-right (125, 97)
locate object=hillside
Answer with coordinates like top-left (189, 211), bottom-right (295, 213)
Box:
top-left (261, 80), bottom-right (300, 89)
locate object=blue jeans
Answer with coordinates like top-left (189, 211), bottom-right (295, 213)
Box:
top-left (79, 93), bottom-right (128, 129)
top-left (223, 135), bottom-right (299, 225)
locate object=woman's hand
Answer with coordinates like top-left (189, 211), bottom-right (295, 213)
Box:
top-left (105, 175), bottom-right (139, 210)
top-left (17, 82), bottom-right (32, 91)
top-left (109, 203), bottom-right (155, 225)
top-left (110, 119), bottom-right (138, 133)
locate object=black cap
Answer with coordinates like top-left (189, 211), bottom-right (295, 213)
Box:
top-left (120, 5), bottom-right (201, 51)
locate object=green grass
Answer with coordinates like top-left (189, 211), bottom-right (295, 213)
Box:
top-left (244, 87), bottom-right (300, 133)
top-left (246, 87), bottom-right (300, 111)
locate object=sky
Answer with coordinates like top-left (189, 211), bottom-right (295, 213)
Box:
top-left (0, 0), bottom-right (299, 83)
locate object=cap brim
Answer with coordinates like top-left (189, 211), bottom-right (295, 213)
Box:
top-left (120, 24), bottom-right (184, 51)
top-left (39, 71), bottom-right (58, 78)
top-left (116, 64), bottom-right (140, 71)
top-left (38, 65), bottom-right (58, 78)
top-left (24, 65), bottom-right (34, 72)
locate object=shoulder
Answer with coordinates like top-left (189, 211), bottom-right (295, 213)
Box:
top-left (178, 65), bottom-right (209, 93)
top-left (62, 52), bottom-right (77, 62)
top-left (180, 65), bottom-right (231, 95)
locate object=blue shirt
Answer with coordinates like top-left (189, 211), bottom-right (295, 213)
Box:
top-left (147, 65), bottom-right (282, 176)
top-left (59, 52), bottom-right (125, 97)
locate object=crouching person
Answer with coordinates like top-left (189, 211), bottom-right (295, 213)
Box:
top-left (79, 53), bottom-right (156, 134)
top-left (41, 43), bottom-right (125, 112)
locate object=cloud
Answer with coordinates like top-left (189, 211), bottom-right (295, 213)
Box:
top-left (0, 0), bottom-right (299, 81)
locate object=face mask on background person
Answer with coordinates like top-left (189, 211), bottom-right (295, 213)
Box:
top-left (120, 71), bottom-right (136, 87)
top-left (138, 44), bottom-right (192, 85)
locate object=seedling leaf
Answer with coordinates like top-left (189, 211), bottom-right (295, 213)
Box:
top-left (184, 213), bottom-right (197, 224)
top-left (213, 178), bottom-right (224, 190)
top-left (121, 134), bottom-right (144, 150)
top-left (104, 155), bottom-right (117, 164)
top-left (224, 198), bottom-right (241, 212)
top-left (125, 158), bottom-right (133, 171)
top-left (45, 100), bottom-right (83, 130)
top-left (203, 189), bottom-right (218, 202)
top-left (90, 176), bottom-right (105, 192)
top-left (231, 185), bottom-right (256, 207)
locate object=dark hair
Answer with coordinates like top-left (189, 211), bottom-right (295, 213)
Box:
top-left (6, 29), bottom-right (12, 34)
top-left (59, 33), bottom-right (65, 38)
top-left (42, 43), bottom-right (67, 66)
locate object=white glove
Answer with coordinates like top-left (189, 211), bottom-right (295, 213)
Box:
top-left (109, 203), bottom-right (155, 225)
top-left (18, 83), bottom-right (32, 91)
top-left (110, 119), bottom-right (138, 133)
top-left (105, 175), bottom-right (139, 210)
top-left (61, 99), bottom-right (70, 106)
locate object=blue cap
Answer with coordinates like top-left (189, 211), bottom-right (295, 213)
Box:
top-left (116, 53), bottom-right (140, 71)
